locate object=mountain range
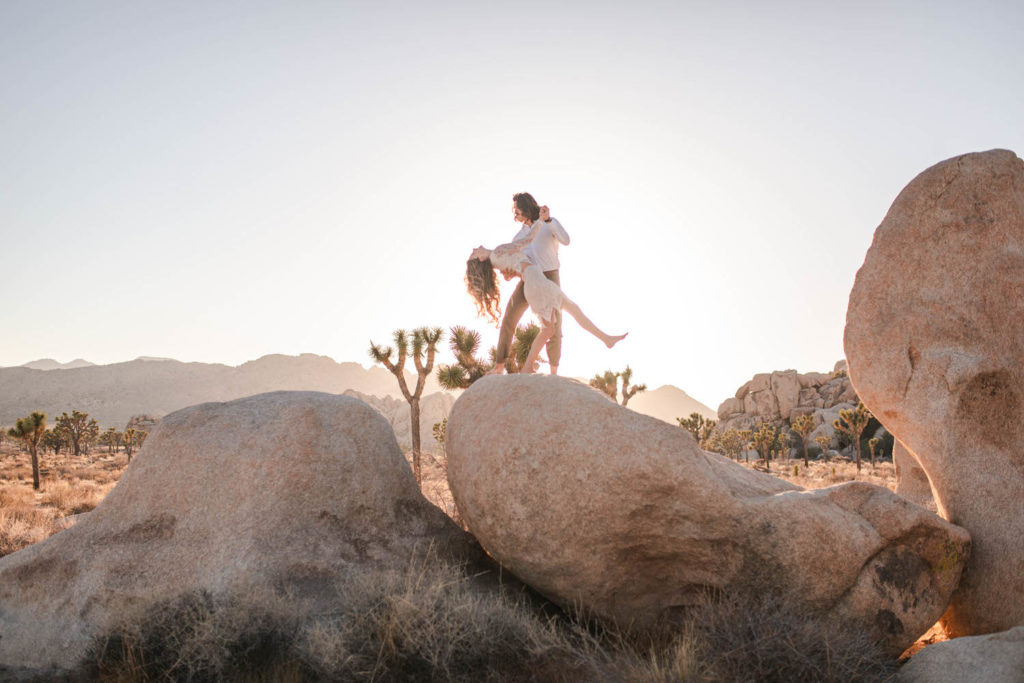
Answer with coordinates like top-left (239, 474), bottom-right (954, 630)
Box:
top-left (0, 355), bottom-right (715, 429)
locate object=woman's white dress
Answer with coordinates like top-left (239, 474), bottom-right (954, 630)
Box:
top-left (489, 247), bottom-right (566, 325)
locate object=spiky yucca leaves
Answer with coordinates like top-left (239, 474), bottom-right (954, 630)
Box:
top-left (868, 437), bottom-right (880, 468)
top-left (750, 422), bottom-right (782, 470)
top-left (814, 435), bottom-right (832, 462)
top-left (790, 414), bottom-right (816, 467)
top-left (369, 327), bottom-right (444, 486)
top-left (677, 412), bottom-right (717, 449)
top-left (589, 371), bottom-right (619, 401)
top-left (54, 410), bottom-right (99, 457)
top-left (833, 402), bottom-right (872, 471)
top-left (618, 366), bottom-right (647, 407)
top-left (509, 323), bottom-right (540, 373)
top-left (436, 326), bottom-right (491, 390)
top-left (9, 411), bottom-right (46, 490)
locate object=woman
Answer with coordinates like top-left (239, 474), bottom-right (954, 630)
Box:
top-left (466, 220), bottom-right (627, 374)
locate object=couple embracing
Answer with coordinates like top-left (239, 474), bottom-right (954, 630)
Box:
top-left (466, 192), bottom-right (627, 374)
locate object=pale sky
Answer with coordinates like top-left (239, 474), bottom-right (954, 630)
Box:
top-left (2, 1), bottom-right (1022, 409)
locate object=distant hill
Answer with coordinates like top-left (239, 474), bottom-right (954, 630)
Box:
top-left (626, 385), bottom-right (717, 424)
top-left (0, 354), bottom-right (712, 434)
top-left (0, 354), bottom-right (444, 428)
top-left (18, 358), bottom-right (96, 371)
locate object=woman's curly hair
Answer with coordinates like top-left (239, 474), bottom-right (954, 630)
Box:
top-left (465, 257), bottom-right (501, 324)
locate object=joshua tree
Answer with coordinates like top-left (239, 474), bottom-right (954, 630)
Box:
top-left (54, 410), bottom-right (100, 457)
top-left (750, 422), bottom-right (781, 470)
top-left (8, 412), bottom-right (46, 490)
top-left (834, 402), bottom-right (872, 471)
top-left (814, 435), bottom-right (833, 463)
top-left (437, 326), bottom-right (491, 390)
top-left (791, 414), bottom-right (816, 467)
top-left (718, 428), bottom-right (748, 461)
top-left (432, 417), bottom-right (447, 446)
top-left (619, 366), bottom-right (647, 406)
top-left (489, 323), bottom-right (541, 374)
top-left (677, 412), bottom-right (718, 448)
top-left (123, 428), bottom-right (137, 461)
top-left (868, 437), bottom-right (880, 469)
top-left (370, 327), bottom-right (444, 486)
top-left (588, 366), bottom-right (647, 406)
top-left (99, 427), bottom-right (121, 454)
top-left (589, 370), bottom-right (619, 401)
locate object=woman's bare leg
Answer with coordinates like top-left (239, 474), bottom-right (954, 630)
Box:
top-left (561, 299), bottom-right (627, 348)
top-left (523, 319), bottom-right (556, 373)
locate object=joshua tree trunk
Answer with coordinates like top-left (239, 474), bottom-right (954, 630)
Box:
top-left (410, 398), bottom-right (421, 484)
top-left (29, 445), bottom-right (40, 490)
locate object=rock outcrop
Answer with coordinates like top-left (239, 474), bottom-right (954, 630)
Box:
top-left (845, 149), bottom-right (1024, 636)
top-left (717, 361), bottom-right (858, 441)
top-left (897, 626), bottom-right (1024, 683)
top-left (447, 375), bottom-right (970, 655)
top-left (0, 391), bottom-right (479, 673)
top-left (893, 441), bottom-right (935, 512)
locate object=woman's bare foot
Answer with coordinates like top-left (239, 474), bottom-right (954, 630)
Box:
top-left (604, 332), bottom-right (628, 349)
top-left (487, 363), bottom-right (506, 375)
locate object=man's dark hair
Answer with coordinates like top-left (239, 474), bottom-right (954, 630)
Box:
top-left (513, 192), bottom-right (540, 222)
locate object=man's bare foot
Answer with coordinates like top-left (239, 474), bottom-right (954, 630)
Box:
top-left (522, 359), bottom-right (540, 374)
top-left (605, 332), bottom-right (628, 349)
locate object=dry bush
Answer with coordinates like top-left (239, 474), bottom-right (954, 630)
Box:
top-left (92, 589), bottom-right (307, 682)
top-left (0, 485), bottom-right (60, 557)
top-left (296, 555), bottom-right (589, 682)
top-left (40, 479), bottom-right (108, 516)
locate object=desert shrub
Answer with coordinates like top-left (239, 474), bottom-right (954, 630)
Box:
top-left (92, 589), bottom-right (306, 682)
top-left (297, 557), bottom-right (589, 681)
top-left (603, 592), bottom-right (898, 682)
top-left (86, 559), bottom-right (898, 681)
top-left (40, 479), bottom-right (106, 516)
top-left (0, 486), bottom-right (59, 557)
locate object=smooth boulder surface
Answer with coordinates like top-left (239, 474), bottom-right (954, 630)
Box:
top-left (893, 441), bottom-right (935, 512)
top-left (898, 627), bottom-right (1024, 682)
top-left (845, 149), bottom-right (1024, 636)
top-left (446, 375), bottom-right (970, 656)
top-left (0, 391), bottom-right (480, 673)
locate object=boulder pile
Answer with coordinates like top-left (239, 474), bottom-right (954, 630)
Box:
top-left (716, 360), bottom-right (859, 444)
top-left (446, 375), bottom-right (970, 656)
top-left (846, 148), bottom-right (1024, 637)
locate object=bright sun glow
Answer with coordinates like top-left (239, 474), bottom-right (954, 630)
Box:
top-left (2, 2), bottom-right (1023, 408)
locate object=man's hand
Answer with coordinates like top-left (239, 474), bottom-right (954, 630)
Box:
top-left (539, 205), bottom-right (550, 221)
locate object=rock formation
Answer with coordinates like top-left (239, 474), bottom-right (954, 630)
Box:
top-left (893, 440), bottom-right (935, 512)
top-left (845, 149), bottom-right (1024, 636)
top-left (0, 391), bottom-right (480, 673)
top-left (898, 626), bottom-right (1024, 683)
top-left (446, 375), bottom-right (970, 656)
top-left (717, 361), bottom-right (858, 445)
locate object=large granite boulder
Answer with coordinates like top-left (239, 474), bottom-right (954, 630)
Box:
top-left (845, 149), bottom-right (1024, 636)
top-left (447, 375), bottom-right (970, 655)
top-left (897, 627), bottom-right (1024, 683)
top-left (0, 391), bottom-right (479, 673)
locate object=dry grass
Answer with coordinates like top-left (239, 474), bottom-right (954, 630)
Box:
top-left (0, 442), bottom-right (126, 557)
top-left (736, 456), bottom-right (897, 493)
top-left (89, 556), bottom-right (899, 682)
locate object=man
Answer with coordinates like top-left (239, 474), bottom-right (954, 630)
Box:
top-left (490, 192), bottom-right (570, 375)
